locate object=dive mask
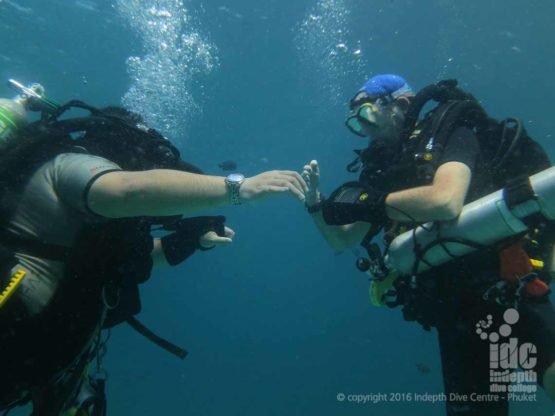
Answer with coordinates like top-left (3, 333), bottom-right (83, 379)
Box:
top-left (345, 102), bottom-right (380, 137)
top-left (345, 92), bottom-right (394, 137)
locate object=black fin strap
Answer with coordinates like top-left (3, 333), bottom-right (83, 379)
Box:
top-left (126, 317), bottom-right (188, 360)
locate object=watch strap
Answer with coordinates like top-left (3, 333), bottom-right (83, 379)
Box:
top-left (306, 195), bottom-right (325, 214)
top-left (225, 177), bottom-right (244, 205)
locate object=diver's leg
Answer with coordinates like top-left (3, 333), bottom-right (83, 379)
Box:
top-left (544, 363), bottom-right (555, 401)
top-left (30, 385), bottom-right (67, 416)
top-left (30, 354), bottom-right (93, 416)
top-left (515, 299), bottom-right (555, 402)
top-left (437, 312), bottom-right (509, 416)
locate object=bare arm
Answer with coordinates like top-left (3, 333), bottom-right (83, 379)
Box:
top-left (385, 161), bottom-right (472, 222)
top-left (308, 211), bottom-right (373, 251)
top-left (88, 170), bottom-right (228, 218)
top-left (302, 160), bottom-right (471, 250)
top-left (302, 160), bottom-right (372, 250)
top-left (88, 169), bottom-right (307, 218)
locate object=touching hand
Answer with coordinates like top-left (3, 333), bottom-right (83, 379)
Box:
top-left (240, 170), bottom-right (308, 203)
top-left (161, 216), bottom-right (228, 265)
top-left (200, 226), bottom-right (235, 249)
top-left (302, 160), bottom-right (321, 207)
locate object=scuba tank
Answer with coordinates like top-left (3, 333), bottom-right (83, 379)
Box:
top-left (0, 79), bottom-right (59, 143)
top-left (365, 167), bottom-right (555, 307)
top-left (386, 166), bottom-right (555, 276)
top-left (0, 97), bottom-right (27, 143)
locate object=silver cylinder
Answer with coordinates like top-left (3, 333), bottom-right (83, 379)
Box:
top-left (385, 166), bottom-right (555, 276)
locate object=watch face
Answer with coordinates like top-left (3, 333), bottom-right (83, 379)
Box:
top-left (227, 173), bottom-right (245, 183)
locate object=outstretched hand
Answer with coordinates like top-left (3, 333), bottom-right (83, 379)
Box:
top-left (240, 170), bottom-right (308, 203)
top-left (200, 226), bottom-right (235, 249)
top-left (302, 160), bottom-right (321, 207)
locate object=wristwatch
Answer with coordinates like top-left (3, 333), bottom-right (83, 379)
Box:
top-left (225, 173), bottom-right (245, 205)
top-left (306, 194), bottom-right (325, 214)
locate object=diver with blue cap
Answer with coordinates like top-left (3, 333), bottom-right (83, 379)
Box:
top-left (303, 74), bottom-right (555, 415)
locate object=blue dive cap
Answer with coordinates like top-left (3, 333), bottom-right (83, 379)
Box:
top-left (359, 74), bottom-right (413, 100)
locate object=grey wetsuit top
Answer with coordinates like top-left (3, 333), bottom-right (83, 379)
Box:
top-left (4, 152), bottom-right (121, 316)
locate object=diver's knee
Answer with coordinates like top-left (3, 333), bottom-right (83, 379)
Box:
top-left (542, 361), bottom-right (555, 401)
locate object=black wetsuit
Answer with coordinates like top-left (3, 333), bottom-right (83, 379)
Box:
top-left (362, 126), bottom-right (555, 415)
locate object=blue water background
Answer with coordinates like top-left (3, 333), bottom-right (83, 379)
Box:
top-left (1, 0), bottom-right (555, 414)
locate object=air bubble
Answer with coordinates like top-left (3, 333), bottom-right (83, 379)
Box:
top-left (294, 0), bottom-right (365, 103)
top-left (117, 0), bottom-right (219, 140)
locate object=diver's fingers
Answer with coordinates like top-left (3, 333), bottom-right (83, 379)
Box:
top-left (242, 171), bottom-right (306, 203)
top-left (265, 184), bottom-right (305, 202)
top-left (210, 237), bottom-right (233, 245)
top-left (304, 162), bottom-right (319, 183)
top-left (201, 231), bottom-right (233, 247)
top-left (224, 226), bottom-right (235, 239)
top-left (268, 173), bottom-right (306, 196)
top-left (278, 170), bottom-right (309, 193)
top-left (201, 231), bottom-right (219, 242)
top-left (310, 160), bottom-right (319, 175)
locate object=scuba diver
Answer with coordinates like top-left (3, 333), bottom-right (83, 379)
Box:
top-left (302, 74), bottom-right (555, 415)
top-left (0, 80), bottom-right (307, 415)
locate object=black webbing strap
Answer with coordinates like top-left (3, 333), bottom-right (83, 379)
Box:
top-left (503, 176), bottom-right (544, 228)
top-left (0, 229), bottom-right (71, 261)
top-left (503, 176), bottom-right (536, 209)
top-left (126, 317), bottom-right (188, 360)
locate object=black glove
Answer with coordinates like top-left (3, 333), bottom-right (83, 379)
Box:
top-left (322, 181), bottom-right (387, 225)
top-left (161, 216), bottom-right (226, 266)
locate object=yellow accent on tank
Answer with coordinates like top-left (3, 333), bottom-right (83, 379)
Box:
top-left (0, 269), bottom-right (26, 308)
top-left (359, 193), bottom-right (368, 202)
top-left (369, 271), bottom-right (398, 307)
top-left (530, 259), bottom-right (544, 270)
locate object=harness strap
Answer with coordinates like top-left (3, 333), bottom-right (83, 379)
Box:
top-left (503, 176), bottom-right (546, 228)
top-left (503, 176), bottom-right (536, 209)
top-left (0, 229), bottom-right (70, 262)
top-left (127, 317), bottom-right (188, 359)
